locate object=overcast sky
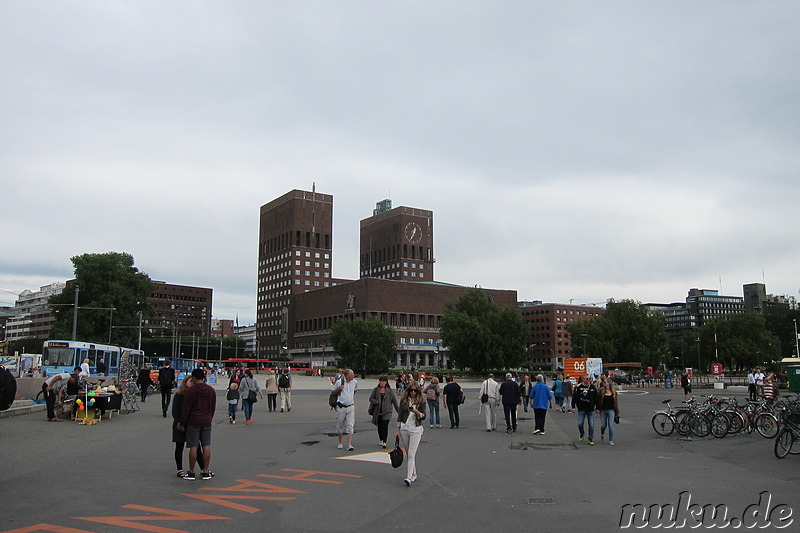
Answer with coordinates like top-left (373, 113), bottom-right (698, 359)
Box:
top-left (2, 1), bottom-right (799, 325)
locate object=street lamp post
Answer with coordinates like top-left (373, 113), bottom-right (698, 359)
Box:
top-left (794, 319), bottom-right (799, 358)
top-left (695, 338), bottom-right (701, 374)
top-left (361, 343), bottom-right (368, 380)
top-left (72, 286), bottom-right (79, 341)
top-left (581, 334), bottom-right (588, 356)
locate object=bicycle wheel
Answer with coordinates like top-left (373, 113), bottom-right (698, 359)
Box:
top-left (675, 410), bottom-right (691, 436)
top-left (35, 390), bottom-right (45, 403)
top-left (710, 414), bottom-right (729, 438)
top-left (689, 414), bottom-right (711, 437)
top-left (774, 429), bottom-right (793, 459)
top-left (725, 410), bottom-right (745, 434)
top-left (651, 412), bottom-right (674, 436)
top-left (755, 413), bottom-right (779, 439)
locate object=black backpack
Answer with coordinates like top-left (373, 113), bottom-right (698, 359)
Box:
top-left (0, 366), bottom-right (17, 411)
top-left (278, 373), bottom-right (290, 388)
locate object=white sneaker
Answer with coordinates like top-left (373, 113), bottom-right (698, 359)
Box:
top-left (532, 429), bottom-right (541, 434)
top-left (337, 444), bottom-right (343, 449)
top-left (609, 441), bottom-right (615, 446)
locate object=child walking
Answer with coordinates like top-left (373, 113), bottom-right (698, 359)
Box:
top-left (227, 382), bottom-right (240, 424)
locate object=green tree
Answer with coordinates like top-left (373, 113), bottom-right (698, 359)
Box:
top-left (566, 299), bottom-right (668, 369)
top-left (48, 252), bottom-right (154, 345)
top-left (764, 306), bottom-right (800, 357)
top-left (330, 316), bottom-right (396, 374)
top-left (7, 337), bottom-right (43, 356)
top-left (697, 313), bottom-right (781, 371)
top-left (141, 335), bottom-right (245, 362)
top-left (439, 288), bottom-right (527, 372)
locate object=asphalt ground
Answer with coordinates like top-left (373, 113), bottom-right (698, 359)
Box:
top-left (1, 376), bottom-right (799, 532)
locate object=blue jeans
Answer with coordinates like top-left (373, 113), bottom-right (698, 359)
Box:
top-left (577, 410), bottom-right (595, 441)
top-left (522, 396), bottom-right (531, 411)
top-left (228, 403), bottom-right (237, 421)
top-left (242, 399), bottom-right (253, 421)
top-left (600, 409), bottom-right (615, 441)
top-left (427, 401), bottom-right (440, 426)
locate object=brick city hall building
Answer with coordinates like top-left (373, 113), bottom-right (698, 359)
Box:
top-left (256, 188), bottom-right (517, 369)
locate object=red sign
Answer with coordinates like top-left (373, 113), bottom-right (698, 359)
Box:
top-left (563, 358), bottom-right (587, 379)
top-left (710, 363), bottom-right (723, 376)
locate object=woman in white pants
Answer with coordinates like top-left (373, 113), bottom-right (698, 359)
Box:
top-left (396, 382), bottom-right (427, 486)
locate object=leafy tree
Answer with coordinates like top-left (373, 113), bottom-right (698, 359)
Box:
top-left (764, 306), bottom-right (800, 357)
top-left (566, 299), bottom-right (668, 369)
top-left (439, 288), bottom-right (527, 372)
top-left (6, 337), bottom-right (43, 356)
top-left (330, 316), bottom-right (395, 374)
top-left (697, 313), bottom-right (781, 371)
top-left (141, 335), bottom-right (245, 362)
top-left (48, 252), bottom-right (154, 345)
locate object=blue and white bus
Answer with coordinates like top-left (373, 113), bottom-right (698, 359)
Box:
top-left (42, 340), bottom-right (146, 377)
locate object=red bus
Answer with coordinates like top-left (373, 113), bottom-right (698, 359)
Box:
top-left (223, 359), bottom-right (312, 372)
top-left (223, 358), bottom-right (259, 370)
top-left (262, 360), bottom-right (311, 371)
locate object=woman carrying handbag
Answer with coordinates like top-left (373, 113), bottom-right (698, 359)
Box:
top-left (369, 376), bottom-right (400, 448)
top-left (238, 369), bottom-right (263, 425)
top-left (396, 381), bottom-right (426, 486)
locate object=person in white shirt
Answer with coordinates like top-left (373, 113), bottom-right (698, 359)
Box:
top-left (79, 358), bottom-right (91, 378)
top-left (754, 369), bottom-right (765, 399)
top-left (747, 370), bottom-right (756, 401)
top-left (396, 382), bottom-right (426, 486)
top-left (479, 373), bottom-right (500, 432)
top-left (332, 369), bottom-right (358, 451)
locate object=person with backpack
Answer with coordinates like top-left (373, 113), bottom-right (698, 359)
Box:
top-left (0, 365), bottom-right (18, 412)
top-left (264, 369), bottom-right (278, 412)
top-left (332, 369), bottom-right (358, 450)
top-left (136, 365), bottom-right (153, 403)
top-left (278, 367), bottom-right (292, 413)
top-left (423, 376), bottom-right (441, 428)
top-left (552, 375), bottom-right (565, 412)
top-left (158, 360), bottom-right (177, 418)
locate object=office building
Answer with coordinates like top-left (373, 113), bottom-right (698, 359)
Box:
top-left (256, 189), bottom-right (518, 368)
top-left (256, 188), bottom-right (337, 357)
top-left (518, 301), bottom-right (605, 371)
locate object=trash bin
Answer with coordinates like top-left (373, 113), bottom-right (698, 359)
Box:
top-left (665, 377), bottom-right (673, 389)
top-left (786, 366), bottom-right (800, 393)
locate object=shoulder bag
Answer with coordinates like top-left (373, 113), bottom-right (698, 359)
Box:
top-left (389, 435), bottom-right (404, 468)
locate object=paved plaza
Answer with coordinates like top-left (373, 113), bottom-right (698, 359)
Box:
top-left (2, 375), bottom-right (798, 532)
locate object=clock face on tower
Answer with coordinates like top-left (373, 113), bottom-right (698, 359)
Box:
top-left (404, 222), bottom-right (422, 243)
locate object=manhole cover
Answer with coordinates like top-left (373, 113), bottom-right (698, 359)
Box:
top-left (527, 497), bottom-right (556, 505)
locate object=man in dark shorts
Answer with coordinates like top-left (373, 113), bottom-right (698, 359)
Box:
top-left (177, 368), bottom-right (216, 480)
top-left (680, 370), bottom-right (692, 399)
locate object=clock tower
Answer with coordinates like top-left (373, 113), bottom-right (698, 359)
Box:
top-left (360, 199), bottom-right (434, 281)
